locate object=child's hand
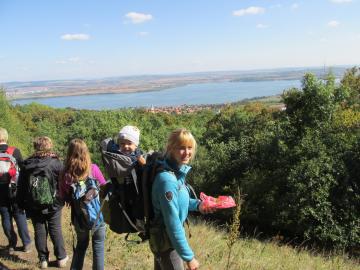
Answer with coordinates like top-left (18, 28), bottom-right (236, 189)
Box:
top-left (137, 155), bottom-right (146, 166)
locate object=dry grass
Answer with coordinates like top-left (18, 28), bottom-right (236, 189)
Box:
top-left (0, 207), bottom-right (359, 270)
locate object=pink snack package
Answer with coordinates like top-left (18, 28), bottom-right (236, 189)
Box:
top-left (200, 192), bottom-right (236, 210)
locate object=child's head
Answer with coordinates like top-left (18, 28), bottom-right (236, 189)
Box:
top-left (117, 125), bottom-right (140, 155)
top-left (0, 127), bottom-right (9, 143)
top-left (33, 136), bottom-right (53, 153)
top-left (64, 138), bottom-right (91, 180)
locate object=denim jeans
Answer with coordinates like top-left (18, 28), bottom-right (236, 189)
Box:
top-left (0, 206), bottom-right (31, 248)
top-left (31, 209), bottom-right (67, 261)
top-left (70, 223), bottom-right (106, 270)
top-left (154, 249), bottom-right (184, 270)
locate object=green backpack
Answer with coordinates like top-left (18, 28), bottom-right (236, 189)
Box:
top-left (29, 170), bottom-right (56, 208)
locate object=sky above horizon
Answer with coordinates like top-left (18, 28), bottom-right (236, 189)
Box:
top-left (1, 0), bottom-right (359, 83)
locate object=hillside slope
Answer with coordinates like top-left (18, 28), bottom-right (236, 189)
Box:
top-left (0, 208), bottom-right (358, 270)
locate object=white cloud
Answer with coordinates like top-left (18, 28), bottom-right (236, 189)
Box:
top-left (233, 6), bottom-right (265, 17)
top-left (125, 12), bottom-right (153, 24)
top-left (55, 57), bottom-right (81, 64)
top-left (19, 66), bottom-right (29, 72)
top-left (256, 23), bottom-right (269, 29)
top-left (55, 60), bottom-right (67, 64)
top-left (291, 3), bottom-right (299, 10)
top-left (68, 57), bottom-right (80, 63)
top-left (320, 37), bottom-right (328, 42)
top-left (61, 34), bottom-right (90, 41)
top-left (330, 0), bottom-right (352, 3)
top-left (137, 31), bottom-right (149, 37)
top-left (328, 20), bottom-right (340, 27)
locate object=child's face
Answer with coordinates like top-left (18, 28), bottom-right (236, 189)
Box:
top-left (119, 139), bottom-right (137, 155)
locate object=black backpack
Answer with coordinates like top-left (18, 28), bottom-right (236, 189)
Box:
top-left (100, 138), bottom-right (165, 241)
top-left (28, 167), bottom-right (56, 209)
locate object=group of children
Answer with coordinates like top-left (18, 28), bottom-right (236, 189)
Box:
top-left (0, 125), bottom-right (215, 270)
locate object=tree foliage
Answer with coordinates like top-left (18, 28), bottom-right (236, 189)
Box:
top-left (1, 69), bottom-right (359, 250)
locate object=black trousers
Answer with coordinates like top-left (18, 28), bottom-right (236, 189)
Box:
top-left (154, 249), bottom-right (184, 270)
top-left (31, 209), bottom-right (67, 261)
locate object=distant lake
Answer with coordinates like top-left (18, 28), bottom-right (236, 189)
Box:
top-left (12, 80), bottom-right (301, 110)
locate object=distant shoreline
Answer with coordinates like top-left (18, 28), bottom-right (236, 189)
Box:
top-left (7, 82), bottom-right (187, 101)
top-left (8, 78), bottom-right (293, 101)
top-left (5, 66), bottom-right (348, 101)
top-left (9, 85), bottom-right (179, 101)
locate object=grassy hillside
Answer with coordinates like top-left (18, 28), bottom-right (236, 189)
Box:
top-left (0, 207), bottom-right (358, 270)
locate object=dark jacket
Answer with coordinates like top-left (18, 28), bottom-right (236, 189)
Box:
top-left (18, 153), bottom-right (64, 215)
top-left (0, 144), bottom-right (23, 207)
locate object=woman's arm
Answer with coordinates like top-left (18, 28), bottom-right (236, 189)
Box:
top-left (155, 173), bottom-right (195, 262)
top-left (189, 198), bottom-right (201, 212)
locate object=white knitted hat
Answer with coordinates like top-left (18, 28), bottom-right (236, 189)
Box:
top-left (118, 125), bottom-right (140, 146)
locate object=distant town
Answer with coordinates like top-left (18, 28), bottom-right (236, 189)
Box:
top-left (1, 66), bottom-right (349, 100)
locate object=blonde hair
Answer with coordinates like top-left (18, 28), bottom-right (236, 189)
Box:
top-left (165, 128), bottom-right (197, 161)
top-left (0, 128), bottom-right (9, 143)
top-left (33, 136), bottom-right (53, 152)
top-left (63, 138), bottom-right (91, 181)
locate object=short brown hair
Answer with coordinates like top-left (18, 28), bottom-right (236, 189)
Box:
top-left (33, 136), bottom-right (53, 152)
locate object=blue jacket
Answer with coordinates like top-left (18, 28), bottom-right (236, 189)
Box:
top-left (151, 159), bottom-right (200, 261)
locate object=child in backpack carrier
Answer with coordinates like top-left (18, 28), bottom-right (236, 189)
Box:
top-left (110, 125), bottom-right (146, 167)
top-left (101, 125), bottom-right (147, 235)
top-left (59, 138), bottom-right (107, 270)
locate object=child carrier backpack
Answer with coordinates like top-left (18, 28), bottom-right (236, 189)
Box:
top-left (71, 177), bottom-right (104, 231)
top-left (100, 138), bottom-right (165, 241)
top-left (0, 147), bottom-right (19, 199)
top-left (28, 168), bottom-right (56, 209)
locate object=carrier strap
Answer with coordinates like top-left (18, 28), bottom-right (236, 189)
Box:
top-left (117, 200), bottom-right (142, 233)
top-left (131, 168), bottom-right (139, 194)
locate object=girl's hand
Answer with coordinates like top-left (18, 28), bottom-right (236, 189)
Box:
top-left (186, 258), bottom-right (199, 270)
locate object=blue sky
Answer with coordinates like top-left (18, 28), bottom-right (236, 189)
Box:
top-left (0, 0), bottom-right (359, 82)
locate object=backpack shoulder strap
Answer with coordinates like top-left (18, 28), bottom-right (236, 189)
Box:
top-left (0, 152), bottom-right (17, 166)
top-left (5, 146), bottom-right (15, 156)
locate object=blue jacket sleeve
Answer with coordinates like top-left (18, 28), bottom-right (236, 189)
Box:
top-left (156, 172), bottom-right (195, 262)
top-left (189, 198), bottom-right (200, 212)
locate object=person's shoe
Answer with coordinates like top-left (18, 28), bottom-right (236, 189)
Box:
top-left (8, 246), bottom-right (15, 255)
top-left (57, 255), bottom-right (69, 268)
top-left (39, 260), bottom-right (48, 269)
top-left (23, 243), bottom-right (32, 253)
